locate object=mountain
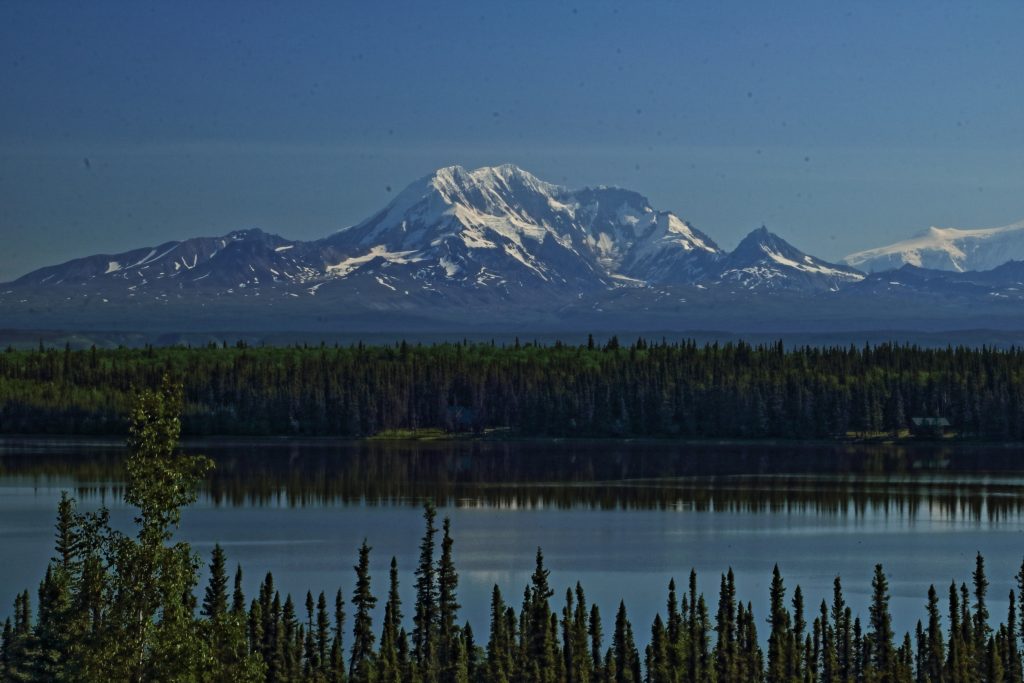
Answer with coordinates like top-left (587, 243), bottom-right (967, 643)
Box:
top-left (11, 229), bottom-right (311, 291)
top-left (2, 165), bottom-right (856, 303)
top-left (844, 220), bottom-right (1024, 273)
top-left (318, 164), bottom-right (724, 293)
top-left (716, 227), bottom-right (863, 291)
top-left (6, 163), bottom-right (1024, 335)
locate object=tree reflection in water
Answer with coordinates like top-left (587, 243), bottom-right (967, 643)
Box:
top-left (3, 439), bottom-right (1024, 522)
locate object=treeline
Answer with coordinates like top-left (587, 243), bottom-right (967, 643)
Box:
top-left (3, 383), bottom-right (1024, 682)
top-left (2, 338), bottom-right (1024, 438)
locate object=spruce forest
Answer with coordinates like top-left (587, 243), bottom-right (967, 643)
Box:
top-left (2, 380), bottom-right (1024, 683)
top-left (2, 339), bottom-right (1024, 439)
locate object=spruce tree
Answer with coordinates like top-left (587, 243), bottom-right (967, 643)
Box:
top-left (974, 552), bottom-right (992, 680)
top-left (317, 592), bottom-right (331, 680)
top-left (561, 589), bottom-right (577, 683)
top-left (463, 622), bottom-right (481, 683)
top-left (648, 614), bottom-right (671, 683)
top-left (818, 600), bottom-right (837, 683)
top-left (33, 565), bottom-right (70, 681)
top-left (438, 517), bottom-right (461, 683)
top-left (486, 585), bottom-right (510, 683)
top-left (348, 540), bottom-right (377, 683)
top-left (413, 503), bottom-right (440, 682)
top-left (202, 544), bottom-right (229, 620)
top-left (924, 584), bottom-right (945, 682)
top-left (738, 601), bottom-right (764, 682)
top-left (527, 547), bottom-right (556, 682)
top-left (612, 601), bottom-right (640, 683)
top-left (714, 569), bottom-right (738, 682)
top-left (1005, 590), bottom-right (1021, 683)
top-left (868, 564), bottom-right (895, 678)
top-left (305, 592), bottom-right (319, 678)
top-left (53, 493), bottom-right (79, 573)
top-left (330, 589), bottom-right (346, 683)
top-left (767, 565), bottom-right (791, 683)
top-left (590, 603), bottom-right (604, 681)
top-left (282, 594), bottom-right (300, 681)
top-left (832, 577), bottom-right (851, 681)
top-left (232, 565), bottom-right (246, 616)
top-left (793, 584), bottom-right (807, 680)
top-left (378, 557), bottom-right (403, 683)
top-left (948, 581), bottom-right (970, 682)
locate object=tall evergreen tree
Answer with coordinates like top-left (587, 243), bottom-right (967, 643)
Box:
top-left (612, 601), bottom-right (640, 683)
top-left (232, 565), bottom-right (246, 616)
top-left (868, 564), bottom-right (895, 678)
top-left (526, 548), bottom-right (556, 683)
top-left (924, 584), bottom-right (945, 682)
top-left (589, 603), bottom-right (604, 681)
top-left (413, 503), bottom-right (440, 682)
top-left (330, 589), bottom-right (346, 683)
top-left (974, 551), bottom-right (992, 681)
top-left (486, 585), bottom-right (511, 683)
top-left (767, 565), bottom-right (792, 683)
top-left (378, 557), bottom-right (403, 683)
top-left (202, 544), bottom-right (229, 620)
top-left (438, 517), bottom-right (461, 683)
top-left (715, 569), bottom-right (738, 682)
top-left (348, 540), bottom-right (377, 683)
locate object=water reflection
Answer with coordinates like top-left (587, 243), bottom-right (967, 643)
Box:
top-left (3, 438), bottom-right (1024, 522)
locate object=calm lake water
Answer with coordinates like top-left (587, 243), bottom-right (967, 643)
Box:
top-left (3, 438), bottom-right (1024, 642)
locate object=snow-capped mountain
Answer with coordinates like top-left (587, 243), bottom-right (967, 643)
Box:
top-left (844, 220), bottom-right (1024, 273)
top-left (9, 163), bottom-right (1024, 334)
top-left (318, 164), bottom-right (724, 292)
top-left (717, 227), bottom-right (864, 291)
top-left (2, 164), bottom-right (739, 306)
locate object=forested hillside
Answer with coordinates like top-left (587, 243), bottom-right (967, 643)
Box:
top-left (1, 338), bottom-right (1023, 439)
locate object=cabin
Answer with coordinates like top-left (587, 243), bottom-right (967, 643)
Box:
top-left (910, 417), bottom-right (951, 439)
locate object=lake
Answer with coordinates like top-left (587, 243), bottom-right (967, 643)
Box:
top-left (3, 437), bottom-right (1024, 644)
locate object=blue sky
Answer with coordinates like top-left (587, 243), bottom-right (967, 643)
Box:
top-left (1, 1), bottom-right (1023, 281)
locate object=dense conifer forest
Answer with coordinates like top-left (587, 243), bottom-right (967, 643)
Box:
top-left (2, 338), bottom-right (1024, 439)
top-left (2, 380), bottom-right (1024, 682)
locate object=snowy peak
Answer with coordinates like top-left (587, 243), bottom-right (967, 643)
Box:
top-left (321, 164), bottom-right (724, 291)
top-left (429, 164), bottom-right (561, 204)
top-left (570, 186), bottom-right (722, 282)
top-left (327, 164), bottom-right (569, 253)
top-left (844, 220), bottom-right (1024, 273)
top-left (718, 226), bottom-right (864, 291)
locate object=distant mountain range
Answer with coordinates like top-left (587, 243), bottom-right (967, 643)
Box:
top-left (3, 164), bottom-right (1024, 335)
top-left (844, 220), bottom-right (1024, 273)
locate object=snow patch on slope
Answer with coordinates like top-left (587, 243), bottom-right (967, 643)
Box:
top-left (326, 245), bottom-right (425, 277)
top-left (763, 247), bottom-right (862, 278)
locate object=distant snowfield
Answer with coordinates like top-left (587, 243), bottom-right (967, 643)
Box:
top-left (845, 221), bottom-right (1024, 273)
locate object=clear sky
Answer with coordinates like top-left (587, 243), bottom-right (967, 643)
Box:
top-left (2, 1), bottom-right (1023, 281)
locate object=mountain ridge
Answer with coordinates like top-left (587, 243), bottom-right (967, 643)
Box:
top-left (4, 164), bottom-right (1024, 333)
